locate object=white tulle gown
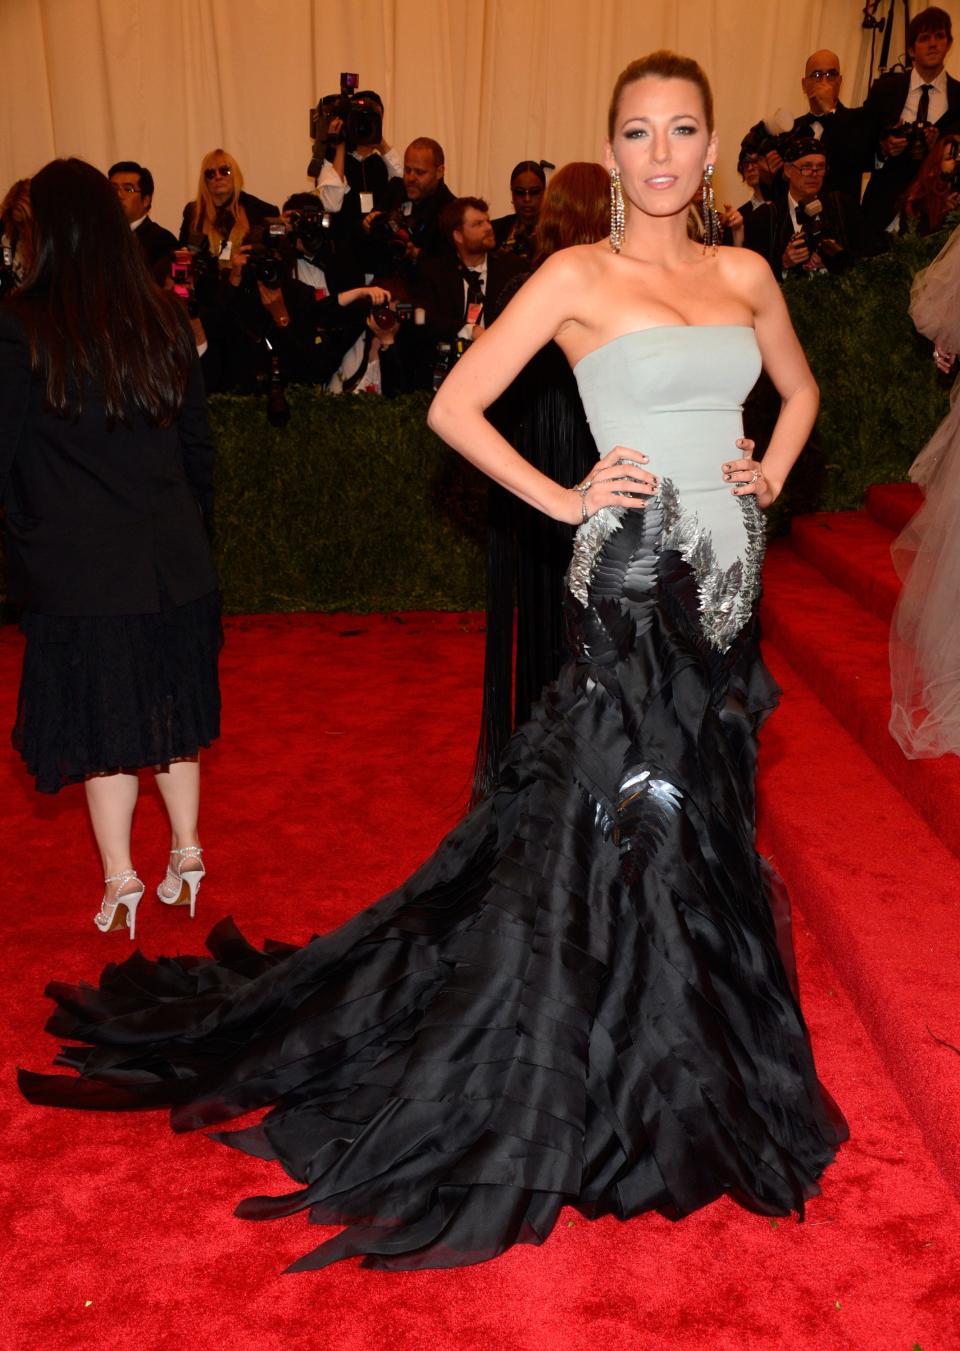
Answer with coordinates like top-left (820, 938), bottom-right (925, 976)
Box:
top-left (890, 226), bottom-right (960, 758)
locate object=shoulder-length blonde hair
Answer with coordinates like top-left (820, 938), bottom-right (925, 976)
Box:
top-left (189, 149), bottom-right (250, 254)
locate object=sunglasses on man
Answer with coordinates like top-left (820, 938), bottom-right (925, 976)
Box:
top-left (204, 165), bottom-right (233, 181)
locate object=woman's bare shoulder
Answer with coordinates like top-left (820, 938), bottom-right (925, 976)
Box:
top-left (536, 241), bottom-right (611, 283)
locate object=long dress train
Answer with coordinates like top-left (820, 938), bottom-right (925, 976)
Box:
top-left (19, 325), bottom-right (846, 1271)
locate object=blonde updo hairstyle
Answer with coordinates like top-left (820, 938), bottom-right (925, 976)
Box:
top-left (607, 50), bottom-right (715, 140)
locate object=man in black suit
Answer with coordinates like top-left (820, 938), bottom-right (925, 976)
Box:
top-left (861, 6), bottom-right (960, 230)
top-left (744, 137), bottom-right (884, 279)
top-left (109, 161), bottom-right (178, 284)
top-left (415, 197), bottom-right (522, 347)
top-left (791, 50), bottom-right (873, 203)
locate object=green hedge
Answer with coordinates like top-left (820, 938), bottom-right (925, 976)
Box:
top-left (209, 390), bottom-right (487, 612)
top-left (1, 231), bottom-right (953, 614)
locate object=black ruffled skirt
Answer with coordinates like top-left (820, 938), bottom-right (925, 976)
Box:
top-left (12, 588), bottom-right (222, 792)
top-left (20, 510), bottom-right (845, 1270)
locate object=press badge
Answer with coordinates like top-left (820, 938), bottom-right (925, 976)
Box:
top-left (359, 192), bottom-right (374, 214)
top-left (466, 301), bottom-right (483, 325)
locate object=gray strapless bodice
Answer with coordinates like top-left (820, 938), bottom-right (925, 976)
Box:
top-left (574, 326), bottom-right (762, 574)
top-left (569, 327), bottom-right (766, 651)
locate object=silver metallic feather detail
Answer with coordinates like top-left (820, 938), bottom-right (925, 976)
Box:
top-left (659, 479), bottom-right (766, 652)
top-left (566, 506), bottom-right (625, 607)
top-left (614, 764), bottom-right (683, 853)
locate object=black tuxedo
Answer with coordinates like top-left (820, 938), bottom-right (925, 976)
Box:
top-left (133, 215), bottom-right (179, 284)
top-left (178, 190), bottom-right (280, 247)
top-left (861, 70), bottom-right (960, 228)
top-left (0, 305), bottom-right (216, 615)
top-left (744, 190), bottom-right (886, 278)
top-left (415, 252), bottom-right (523, 344)
top-left (790, 102), bottom-right (873, 202)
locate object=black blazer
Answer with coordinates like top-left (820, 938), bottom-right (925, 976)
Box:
top-left (791, 103), bottom-right (874, 202)
top-left (134, 215), bottom-right (179, 284)
top-left (178, 190), bottom-right (280, 247)
top-left (415, 252), bottom-right (523, 343)
top-left (0, 305), bottom-right (216, 616)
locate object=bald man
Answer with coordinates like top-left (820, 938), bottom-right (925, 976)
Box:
top-left (792, 49), bottom-right (872, 202)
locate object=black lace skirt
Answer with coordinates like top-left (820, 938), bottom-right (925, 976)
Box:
top-left (12, 588), bottom-right (222, 793)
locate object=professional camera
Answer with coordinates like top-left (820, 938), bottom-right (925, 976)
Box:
top-left (367, 206), bottom-right (412, 263)
top-left (881, 119), bottom-right (933, 157)
top-left (431, 337), bottom-right (472, 390)
top-left (170, 241), bottom-right (216, 316)
top-left (307, 72), bottom-right (383, 176)
top-left (370, 300), bottom-right (414, 332)
top-left (940, 137), bottom-right (960, 192)
top-left (797, 197), bottom-right (825, 255)
top-left (242, 218), bottom-right (299, 288)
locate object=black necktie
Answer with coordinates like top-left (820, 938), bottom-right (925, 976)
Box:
top-left (461, 267), bottom-right (483, 321)
top-left (917, 83), bottom-right (933, 124)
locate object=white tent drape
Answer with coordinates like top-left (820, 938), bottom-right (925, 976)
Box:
top-left (2, 0), bottom-right (958, 226)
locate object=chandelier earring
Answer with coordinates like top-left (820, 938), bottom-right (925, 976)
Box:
top-left (609, 166), bottom-right (625, 254)
top-left (701, 163), bottom-right (721, 254)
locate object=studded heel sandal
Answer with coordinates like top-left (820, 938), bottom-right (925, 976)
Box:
top-left (94, 870), bottom-right (145, 941)
top-left (157, 845), bottom-right (204, 918)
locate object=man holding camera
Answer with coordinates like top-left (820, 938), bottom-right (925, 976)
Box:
top-left (317, 90), bottom-right (401, 219)
top-left (744, 137), bottom-right (882, 279)
top-left (109, 161), bottom-right (178, 283)
top-left (861, 7), bottom-right (960, 230)
top-left (363, 138), bottom-right (455, 278)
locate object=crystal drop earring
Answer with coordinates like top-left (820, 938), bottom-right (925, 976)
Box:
top-left (701, 163), bottom-right (720, 253)
top-left (609, 167), bottom-right (625, 254)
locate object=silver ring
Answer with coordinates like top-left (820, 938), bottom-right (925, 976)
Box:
top-left (750, 469), bottom-right (762, 483)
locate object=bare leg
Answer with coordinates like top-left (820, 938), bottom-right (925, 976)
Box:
top-left (84, 771), bottom-right (141, 901)
top-left (153, 756), bottom-right (201, 851)
top-left (153, 757), bottom-right (205, 905)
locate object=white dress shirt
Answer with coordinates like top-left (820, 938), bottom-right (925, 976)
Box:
top-left (316, 147), bottom-right (404, 212)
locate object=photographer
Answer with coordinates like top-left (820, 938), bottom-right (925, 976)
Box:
top-left (861, 8), bottom-right (960, 231)
top-left (316, 89), bottom-right (401, 218)
top-left (108, 161), bottom-right (178, 283)
top-left (179, 149), bottom-right (278, 261)
top-left (364, 138), bottom-right (454, 278)
top-left (218, 199), bottom-right (391, 393)
top-left (744, 137), bottom-right (883, 280)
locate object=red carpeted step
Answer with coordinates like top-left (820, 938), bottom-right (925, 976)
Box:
top-left (757, 640), bottom-right (960, 1207)
top-left (762, 541), bottom-right (960, 860)
top-left (865, 481), bottom-right (924, 535)
top-left (788, 511), bottom-right (900, 623)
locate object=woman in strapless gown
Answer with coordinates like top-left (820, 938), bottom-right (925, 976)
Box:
top-left (20, 52), bottom-right (846, 1272)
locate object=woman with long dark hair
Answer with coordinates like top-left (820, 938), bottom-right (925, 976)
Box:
top-left (0, 158), bottom-right (220, 938)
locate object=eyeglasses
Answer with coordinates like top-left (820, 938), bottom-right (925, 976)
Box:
top-left (113, 183), bottom-right (141, 195)
top-left (513, 186), bottom-right (543, 198)
top-left (204, 165), bottom-right (233, 181)
top-left (792, 162), bottom-right (826, 175)
top-left (805, 68), bottom-right (840, 81)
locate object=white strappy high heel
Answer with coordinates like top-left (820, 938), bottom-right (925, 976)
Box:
top-left (157, 845), bottom-right (204, 918)
top-left (94, 870), bottom-right (145, 941)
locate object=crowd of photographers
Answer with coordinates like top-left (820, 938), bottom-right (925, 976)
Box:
top-left (2, 7), bottom-right (959, 411)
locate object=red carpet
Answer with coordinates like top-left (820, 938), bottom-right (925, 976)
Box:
top-left (3, 568), bottom-right (960, 1348)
